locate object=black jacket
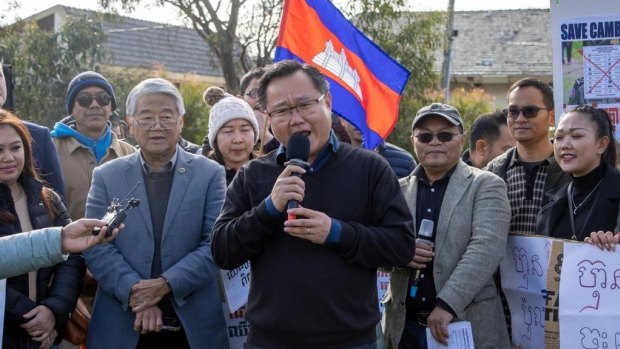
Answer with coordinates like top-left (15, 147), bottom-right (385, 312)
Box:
top-left (485, 147), bottom-right (571, 210)
top-left (536, 163), bottom-right (620, 240)
top-left (376, 142), bottom-right (416, 179)
top-left (0, 176), bottom-right (84, 348)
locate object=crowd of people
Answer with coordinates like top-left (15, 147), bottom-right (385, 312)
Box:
top-left (0, 58), bottom-right (619, 349)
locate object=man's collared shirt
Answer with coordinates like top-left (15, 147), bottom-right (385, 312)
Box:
top-left (406, 165), bottom-right (455, 315)
top-left (139, 146), bottom-right (179, 174)
top-left (505, 150), bottom-right (550, 234)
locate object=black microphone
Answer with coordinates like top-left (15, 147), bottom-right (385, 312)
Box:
top-left (285, 133), bottom-right (310, 220)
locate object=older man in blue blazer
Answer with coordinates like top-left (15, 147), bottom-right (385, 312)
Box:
top-left (84, 78), bottom-right (228, 349)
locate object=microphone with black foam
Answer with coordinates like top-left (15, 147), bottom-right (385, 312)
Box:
top-left (285, 133), bottom-right (310, 221)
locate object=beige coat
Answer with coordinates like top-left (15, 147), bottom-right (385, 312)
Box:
top-left (383, 161), bottom-right (511, 349)
top-left (53, 134), bottom-right (135, 220)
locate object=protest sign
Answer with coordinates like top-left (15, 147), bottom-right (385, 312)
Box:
top-left (560, 243), bottom-right (620, 349)
top-left (550, 0), bottom-right (620, 137)
top-left (500, 235), bottom-right (552, 349)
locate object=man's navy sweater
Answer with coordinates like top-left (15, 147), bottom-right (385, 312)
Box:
top-left (212, 142), bottom-right (415, 349)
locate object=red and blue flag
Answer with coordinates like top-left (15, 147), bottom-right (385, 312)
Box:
top-left (275, 0), bottom-right (411, 149)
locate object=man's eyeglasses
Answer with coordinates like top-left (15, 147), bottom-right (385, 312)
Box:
top-left (414, 132), bottom-right (460, 143)
top-left (244, 89), bottom-right (258, 99)
top-left (503, 106), bottom-right (548, 119)
top-left (134, 116), bottom-right (179, 129)
top-left (267, 94), bottom-right (325, 119)
top-left (76, 93), bottom-right (112, 108)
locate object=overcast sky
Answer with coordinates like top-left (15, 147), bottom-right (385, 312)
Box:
top-left (3, 0), bottom-right (549, 26)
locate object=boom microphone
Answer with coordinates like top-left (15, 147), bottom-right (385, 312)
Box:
top-left (285, 134), bottom-right (310, 221)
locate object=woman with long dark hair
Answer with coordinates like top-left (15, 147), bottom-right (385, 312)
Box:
top-left (0, 110), bottom-right (84, 349)
top-left (537, 105), bottom-right (620, 244)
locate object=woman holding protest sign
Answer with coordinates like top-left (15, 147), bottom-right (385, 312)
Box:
top-left (537, 105), bottom-right (620, 249)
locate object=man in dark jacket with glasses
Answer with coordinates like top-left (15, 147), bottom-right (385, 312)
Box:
top-left (485, 78), bottom-right (570, 235)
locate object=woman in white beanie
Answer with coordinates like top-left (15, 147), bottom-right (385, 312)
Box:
top-left (204, 86), bottom-right (259, 184)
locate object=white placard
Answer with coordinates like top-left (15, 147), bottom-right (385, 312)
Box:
top-left (222, 302), bottom-right (248, 349)
top-left (221, 261), bottom-right (251, 313)
top-left (499, 235), bottom-right (552, 349)
top-left (559, 243), bottom-right (620, 349)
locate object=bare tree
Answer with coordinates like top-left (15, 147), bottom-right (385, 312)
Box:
top-left (101, 0), bottom-right (281, 93)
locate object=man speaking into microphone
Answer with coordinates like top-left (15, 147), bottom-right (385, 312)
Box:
top-left (212, 60), bottom-right (415, 349)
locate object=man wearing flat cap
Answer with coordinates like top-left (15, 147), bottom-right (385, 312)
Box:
top-left (52, 71), bottom-right (135, 221)
top-left (383, 103), bottom-right (511, 349)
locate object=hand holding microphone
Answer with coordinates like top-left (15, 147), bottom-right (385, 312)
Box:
top-left (269, 134), bottom-right (310, 215)
top-left (407, 219), bottom-right (435, 269)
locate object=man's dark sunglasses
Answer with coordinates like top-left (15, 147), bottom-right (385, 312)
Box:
top-left (76, 93), bottom-right (112, 108)
top-left (503, 106), bottom-right (548, 119)
top-left (414, 132), bottom-right (459, 143)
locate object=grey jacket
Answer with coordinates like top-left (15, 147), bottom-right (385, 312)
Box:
top-left (383, 161), bottom-right (511, 349)
top-left (0, 228), bottom-right (65, 279)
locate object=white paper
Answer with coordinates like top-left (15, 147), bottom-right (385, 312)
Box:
top-left (377, 271), bottom-right (390, 313)
top-left (499, 235), bottom-right (552, 349)
top-left (220, 261), bottom-right (251, 313)
top-left (425, 321), bottom-right (475, 349)
top-left (222, 302), bottom-right (248, 349)
top-left (559, 243), bottom-right (620, 349)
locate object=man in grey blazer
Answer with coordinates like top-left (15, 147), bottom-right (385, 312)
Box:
top-left (384, 103), bottom-right (511, 349)
top-left (84, 78), bottom-right (228, 348)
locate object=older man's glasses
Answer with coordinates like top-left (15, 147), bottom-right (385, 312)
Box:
top-left (135, 116), bottom-right (179, 129)
top-left (503, 106), bottom-right (548, 119)
top-left (244, 89), bottom-right (258, 99)
top-left (76, 93), bottom-right (112, 108)
top-left (414, 132), bottom-right (459, 143)
top-left (267, 94), bottom-right (325, 119)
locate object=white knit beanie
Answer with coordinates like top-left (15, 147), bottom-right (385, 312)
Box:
top-left (205, 87), bottom-right (259, 149)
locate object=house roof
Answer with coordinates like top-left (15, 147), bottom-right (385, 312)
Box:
top-left (59, 6), bottom-right (223, 78)
top-left (445, 9), bottom-right (552, 78)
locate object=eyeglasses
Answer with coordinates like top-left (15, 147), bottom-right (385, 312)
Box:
top-left (503, 106), bottom-right (548, 119)
top-left (267, 94), bottom-right (325, 119)
top-left (414, 132), bottom-right (460, 143)
top-left (244, 89), bottom-right (258, 99)
top-left (76, 93), bottom-right (112, 108)
top-left (134, 116), bottom-right (179, 129)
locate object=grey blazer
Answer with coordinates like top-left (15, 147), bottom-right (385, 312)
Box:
top-left (383, 160), bottom-right (511, 349)
top-left (84, 147), bottom-right (229, 349)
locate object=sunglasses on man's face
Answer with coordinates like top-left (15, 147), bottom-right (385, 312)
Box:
top-left (76, 93), bottom-right (112, 108)
top-left (414, 132), bottom-right (459, 143)
top-left (503, 106), bottom-right (548, 119)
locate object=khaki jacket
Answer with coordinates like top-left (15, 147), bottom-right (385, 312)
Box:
top-left (383, 161), bottom-right (511, 349)
top-left (53, 135), bottom-right (135, 220)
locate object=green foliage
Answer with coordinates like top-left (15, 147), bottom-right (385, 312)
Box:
top-left (178, 80), bottom-right (210, 145)
top-left (99, 67), bottom-right (150, 117)
top-left (450, 87), bottom-right (495, 145)
top-left (0, 18), bottom-right (106, 126)
top-left (343, 1), bottom-right (446, 151)
top-left (387, 88), bottom-right (494, 151)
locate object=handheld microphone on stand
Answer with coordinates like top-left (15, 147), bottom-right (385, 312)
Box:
top-left (410, 219), bottom-right (434, 298)
top-left (285, 134), bottom-right (309, 221)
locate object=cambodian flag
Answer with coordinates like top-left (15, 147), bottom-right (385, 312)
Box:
top-left (274, 0), bottom-right (411, 149)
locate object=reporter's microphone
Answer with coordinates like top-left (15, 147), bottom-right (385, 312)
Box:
top-left (410, 219), bottom-right (434, 298)
top-left (285, 133), bottom-right (310, 221)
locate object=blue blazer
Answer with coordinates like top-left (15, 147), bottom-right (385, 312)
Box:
top-left (24, 121), bottom-right (66, 200)
top-left (84, 147), bottom-right (228, 348)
